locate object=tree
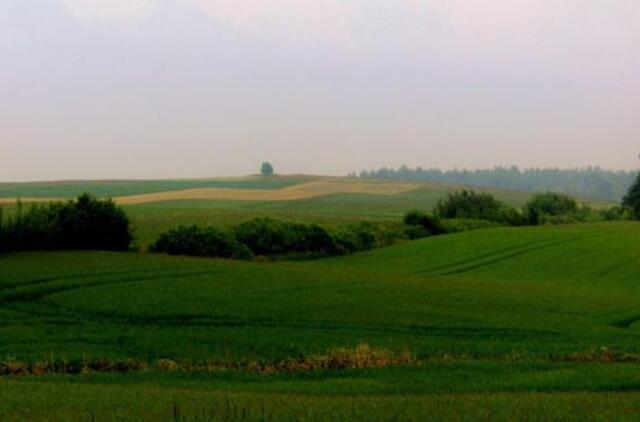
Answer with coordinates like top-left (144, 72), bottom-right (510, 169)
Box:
top-left (260, 162), bottom-right (274, 176)
top-left (623, 171), bottom-right (640, 219)
top-left (524, 192), bottom-right (578, 225)
top-left (435, 190), bottom-right (524, 225)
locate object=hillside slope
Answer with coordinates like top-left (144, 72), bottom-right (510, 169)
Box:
top-left (1, 222), bottom-right (639, 363)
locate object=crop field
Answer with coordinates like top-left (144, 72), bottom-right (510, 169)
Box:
top-left (0, 176), bottom-right (540, 249)
top-left (0, 176), bottom-right (310, 200)
top-left (2, 212), bottom-right (640, 420)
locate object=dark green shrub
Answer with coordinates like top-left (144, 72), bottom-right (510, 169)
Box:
top-left (623, 172), bottom-right (640, 219)
top-left (0, 194), bottom-right (132, 253)
top-left (524, 192), bottom-right (579, 225)
top-left (233, 217), bottom-right (339, 257)
top-left (334, 222), bottom-right (385, 253)
top-left (440, 218), bottom-right (501, 233)
top-left (57, 194), bottom-right (132, 250)
top-left (403, 210), bottom-right (445, 239)
top-left (150, 225), bottom-right (252, 260)
top-left (435, 190), bottom-right (523, 225)
top-left (291, 223), bottom-right (340, 255)
top-left (598, 206), bottom-right (632, 221)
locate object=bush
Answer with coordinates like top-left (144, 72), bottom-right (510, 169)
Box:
top-left (435, 190), bottom-right (524, 225)
top-left (150, 225), bottom-right (252, 260)
top-left (233, 217), bottom-right (339, 257)
top-left (0, 194), bottom-right (133, 253)
top-left (623, 172), bottom-right (640, 219)
top-left (524, 192), bottom-right (579, 225)
top-left (598, 206), bottom-right (633, 221)
top-left (440, 218), bottom-right (502, 233)
top-left (333, 221), bottom-right (392, 253)
top-left (403, 210), bottom-right (445, 239)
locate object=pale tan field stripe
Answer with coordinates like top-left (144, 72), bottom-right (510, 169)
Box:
top-left (114, 181), bottom-right (420, 205)
top-left (0, 197), bottom-right (62, 205)
top-left (0, 181), bottom-right (420, 206)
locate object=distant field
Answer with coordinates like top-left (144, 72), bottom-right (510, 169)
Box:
top-left (124, 185), bottom-right (532, 247)
top-left (1, 176), bottom-right (539, 248)
top-left (0, 175), bottom-right (309, 199)
top-left (0, 175), bottom-right (535, 205)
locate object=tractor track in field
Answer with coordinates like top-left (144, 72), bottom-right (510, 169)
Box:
top-left (611, 315), bottom-right (640, 329)
top-left (0, 269), bottom-right (226, 306)
top-left (0, 267), bottom-right (178, 292)
top-left (8, 298), bottom-right (563, 341)
top-left (0, 265), bottom-right (565, 341)
top-left (413, 233), bottom-right (602, 277)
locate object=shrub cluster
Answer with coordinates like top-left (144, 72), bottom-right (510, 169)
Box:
top-left (149, 225), bottom-right (253, 260)
top-left (523, 192), bottom-right (579, 225)
top-left (0, 194), bottom-right (133, 253)
top-left (623, 171), bottom-right (640, 219)
top-left (403, 210), bottom-right (445, 239)
top-left (335, 221), bottom-right (401, 252)
top-left (234, 218), bottom-right (340, 257)
top-left (435, 190), bottom-right (525, 226)
top-left (439, 218), bottom-right (502, 233)
top-left (151, 218), bottom-right (392, 260)
top-left (430, 189), bottom-right (633, 230)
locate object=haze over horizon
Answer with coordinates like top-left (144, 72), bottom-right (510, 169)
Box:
top-left (1, 0), bottom-right (639, 182)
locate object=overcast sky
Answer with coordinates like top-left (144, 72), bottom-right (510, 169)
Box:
top-left (1, 0), bottom-right (639, 181)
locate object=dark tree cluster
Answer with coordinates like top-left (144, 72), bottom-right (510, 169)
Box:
top-left (623, 171), bottom-right (640, 219)
top-left (0, 194), bottom-right (133, 253)
top-left (150, 218), bottom-right (393, 260)
top-left (359, 165), bottom-right (636, 202)
top-left (435, 190), bottom-right (525, 226)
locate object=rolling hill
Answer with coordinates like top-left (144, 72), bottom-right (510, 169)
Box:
top-left (1, 179), bottom-right (637, 420)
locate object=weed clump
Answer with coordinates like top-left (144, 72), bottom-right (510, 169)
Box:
top-left (0, 344), bottom-right (414, 377)
top-left (561, 348), bottom-right (640, 364)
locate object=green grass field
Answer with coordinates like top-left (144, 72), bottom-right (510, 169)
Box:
top-left (0, 176), bottom-right (308, 198)
top-left (121, 184), bottom-right (535, 247)
top-left (2, 218), bottom-right (640, 420)
top-left (0, 177), bottom-right (636, 420)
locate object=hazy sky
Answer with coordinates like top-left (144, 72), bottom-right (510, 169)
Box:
top-left (1, 0), bottom-right (639, 181)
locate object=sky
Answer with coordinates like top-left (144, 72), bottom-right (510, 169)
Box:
top-left (0, 0), bottom-right (639, 181)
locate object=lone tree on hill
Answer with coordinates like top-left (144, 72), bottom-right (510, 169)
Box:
top-left (261, 162), bottom-right (274, 176)
top-left (623, 165), bottom-right (640, 219)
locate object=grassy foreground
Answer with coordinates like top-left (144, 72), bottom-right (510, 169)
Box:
top-left (3, 377), bottom-right (640, 421)
top-left (2, 221), bottom-right (639, 419)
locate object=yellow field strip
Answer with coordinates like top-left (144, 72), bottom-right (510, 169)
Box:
top-left (114, 181), bottom-right (420, 204)
top-left (0, 197), bottom-right (60, 205)
top-left (0, 181), bottom-right (420, 205)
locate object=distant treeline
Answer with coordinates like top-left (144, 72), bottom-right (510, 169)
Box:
top-left (354, 166), bottom-right (637, 202)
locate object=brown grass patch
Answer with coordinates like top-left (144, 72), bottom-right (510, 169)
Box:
top-left (114, 180), bottom-right (420, 205)
top-left (561, 348), bottom-right (640, 364)
top-left (0, 180), bottom-right (419, 205)
top-left (0, 344), bottom-right (415, 377)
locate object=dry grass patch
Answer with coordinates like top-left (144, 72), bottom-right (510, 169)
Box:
top-left (0, 344), bottom-right (415, 377)
top-left (114, 180), bottom-right (420, 204)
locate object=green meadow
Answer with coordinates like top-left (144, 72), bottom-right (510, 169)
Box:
top-left (1, 177), bottom-right (639, 420)
top-left (122, 183), bottom-right (535, 247)
top-left (0, 176), bottom-right (308, 199)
